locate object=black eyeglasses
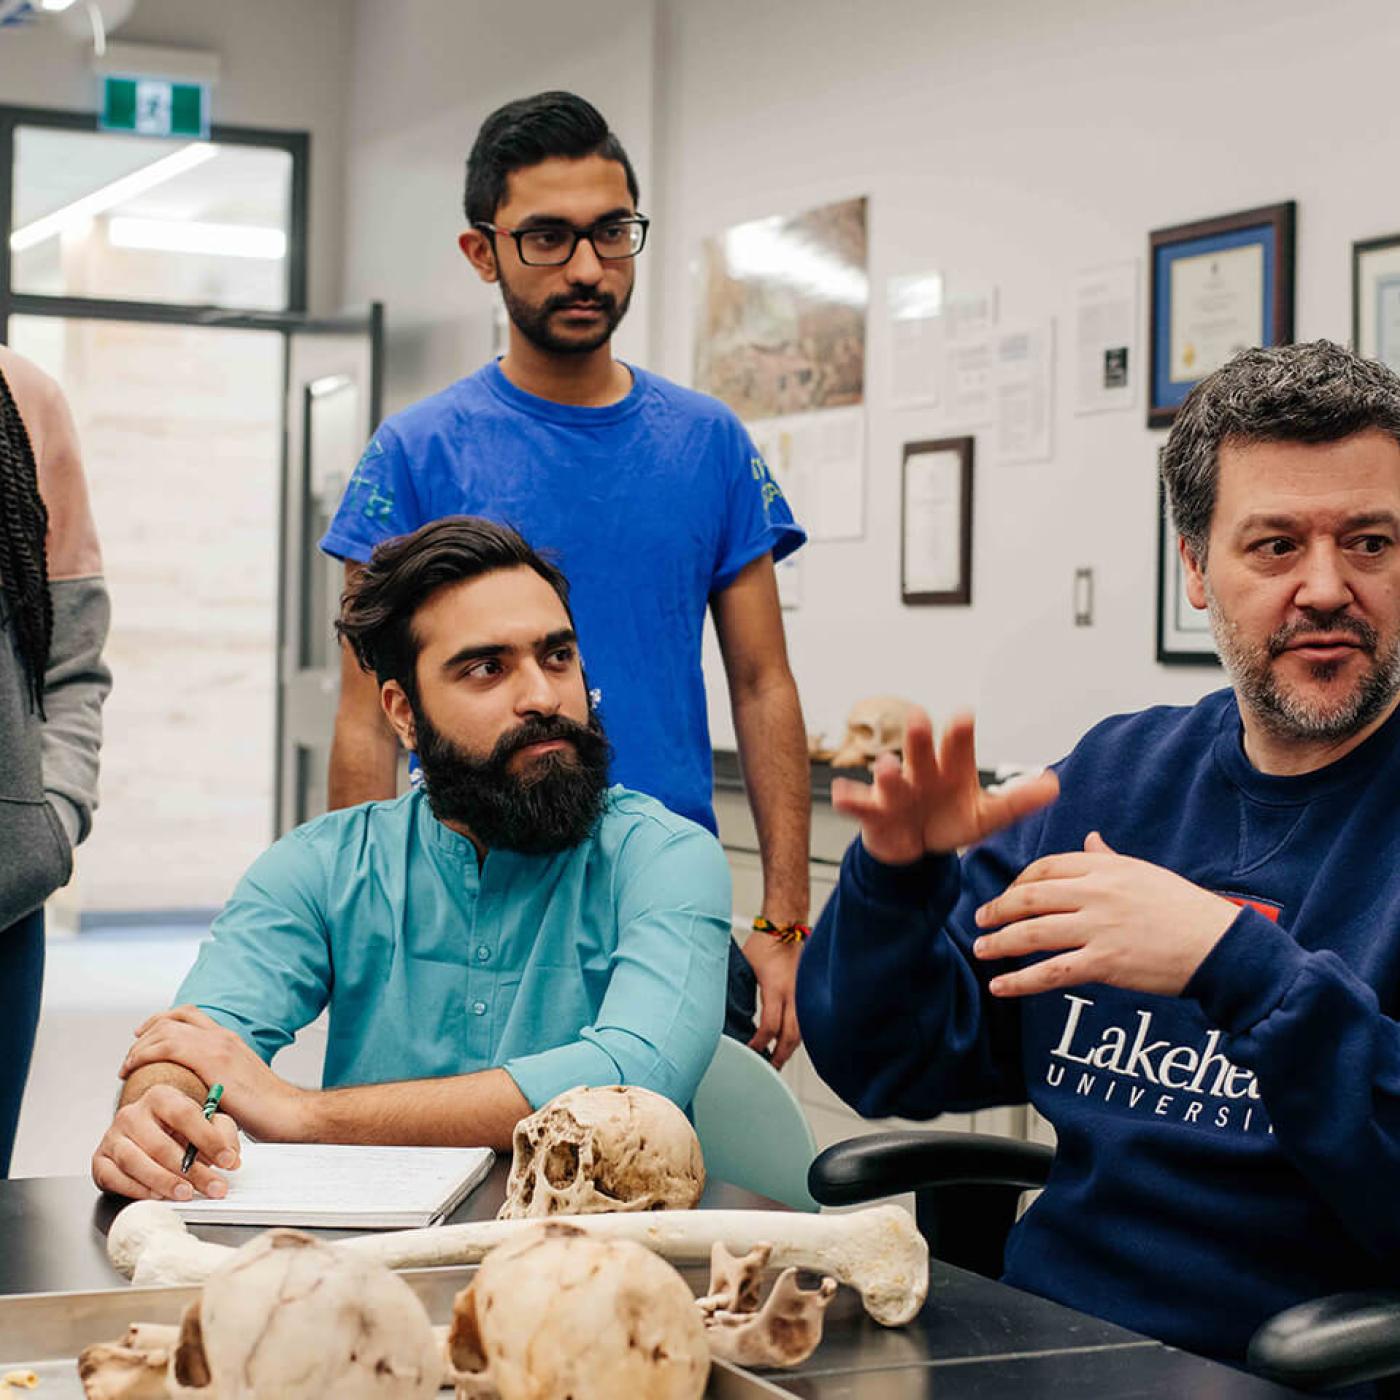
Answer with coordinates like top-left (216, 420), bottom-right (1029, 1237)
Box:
top-left (475, 215), bottom-right (650, 267)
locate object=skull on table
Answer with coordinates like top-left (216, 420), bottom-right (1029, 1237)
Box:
top-left (828, 696), bottom-right (917, 770)
top-left (162, 1229), bottom-right (441, 1399)
top-left (498, 1084), bottom-right (705, 1220)
top-left (446, 1222), bottom-right (709, 1400)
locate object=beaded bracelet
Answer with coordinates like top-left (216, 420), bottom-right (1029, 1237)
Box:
top-left (751, 915), bottom-right (812, 945)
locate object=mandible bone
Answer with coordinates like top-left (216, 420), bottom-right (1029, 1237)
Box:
top-left (499, 1084), bottom-right (704, 1219)
top-left (110, 1202), bottom-right (928, 1327)
top-left (697, 1242), bottom-right (837, 1368)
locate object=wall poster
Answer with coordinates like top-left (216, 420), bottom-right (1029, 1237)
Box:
top-left (693, 196), bottom-right (868, 540)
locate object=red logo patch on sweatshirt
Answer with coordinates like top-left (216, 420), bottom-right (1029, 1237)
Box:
top-left (1221, 894), bottom-right (1281, 923)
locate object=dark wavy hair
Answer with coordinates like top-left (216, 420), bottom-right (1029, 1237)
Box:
top-left (336, 516), bottom-right (573, 705)
top-left (0, 369), bottom-right (51, 716)
top-left (464, 90), bottom-right (639, 224)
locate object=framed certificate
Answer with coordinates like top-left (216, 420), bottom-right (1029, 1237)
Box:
top-left (1353, 233), bottom-right (1400, 373)
top-left (1156, 475), bottom-right (1218, 666)
top-left (901, 436), bottom-right (973, 605)
top-left (1148, 202), bottom-right (1296, 428)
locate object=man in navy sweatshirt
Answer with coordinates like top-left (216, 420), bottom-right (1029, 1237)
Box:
top-left (796, 339), bottom-right (1400, 1366)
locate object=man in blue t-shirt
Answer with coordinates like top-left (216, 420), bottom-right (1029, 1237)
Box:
top-left (321, 92), bottom-right (810, 1066)
top-left (798, 342), bottom-right (1400, 1366)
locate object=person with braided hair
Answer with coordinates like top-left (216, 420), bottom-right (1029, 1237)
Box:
top-left (0, 344), bottom-right (111, 1175)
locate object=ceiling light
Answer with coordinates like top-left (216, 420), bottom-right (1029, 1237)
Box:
top-left (9, 142), bottom-right (217, 253)
top-left (39, 0), bottom-right (78, 10)
top-left (107, 216), bottom-right (286, 259)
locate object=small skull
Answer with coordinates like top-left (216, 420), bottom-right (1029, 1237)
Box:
top-left (828, 696), bottom-right (917, 770)
top-left (499, 1085), bottom-right (705, 1220)
top-left (446, 1222), bottom-right (709, 1400)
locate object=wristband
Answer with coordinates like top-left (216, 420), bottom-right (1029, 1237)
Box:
top-left (752, 915), bottom-right (812, 945)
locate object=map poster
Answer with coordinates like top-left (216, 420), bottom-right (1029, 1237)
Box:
top-left (693, 196), bottom-right (868, 422)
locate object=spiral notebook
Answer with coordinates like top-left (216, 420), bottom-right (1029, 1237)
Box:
top-left (173, 1140), bottom-right (495, 1228)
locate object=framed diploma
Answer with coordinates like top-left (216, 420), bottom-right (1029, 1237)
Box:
top-left (902, 436), bottom-right (973, 605)
top-left (1148, 202), bottom-right (1296, 428)
top-left (1353, 233), bottom-right (1400, 373)
top-left (1156, 474), bottom-right (1219, 666)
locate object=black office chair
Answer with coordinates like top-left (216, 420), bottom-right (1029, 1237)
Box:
top-left (808, 1128), bottom-right (1053, 1281)
top-left (810, 1128), bottom-right (1400, 1394)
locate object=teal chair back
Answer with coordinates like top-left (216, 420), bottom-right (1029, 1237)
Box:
top-left (692, 1035), bottom-right (819, 1211)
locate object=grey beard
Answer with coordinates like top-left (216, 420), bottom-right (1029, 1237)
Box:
top-left (1206, 587), bottom-right (1400, 743)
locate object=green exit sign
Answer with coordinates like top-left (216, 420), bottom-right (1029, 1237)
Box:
top-left (100, 75), bottom-right (209, 139)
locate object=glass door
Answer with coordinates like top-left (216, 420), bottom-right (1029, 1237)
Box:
top-left (1, 104), bottom-right (311, 928)
top-left (277, 309), bottom-right (383, 833)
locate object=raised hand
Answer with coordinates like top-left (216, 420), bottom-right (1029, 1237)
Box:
top-left (831, 709), bottom-right (1060, 866)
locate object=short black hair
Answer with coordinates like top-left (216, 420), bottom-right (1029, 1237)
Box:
top-left (464, 90), bottom-right (639, 225)
top-left (336, 516), bottom-right (573, 701)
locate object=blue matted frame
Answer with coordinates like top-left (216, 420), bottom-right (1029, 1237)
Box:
top-left (1148, 202), bottom-right (1295, 429)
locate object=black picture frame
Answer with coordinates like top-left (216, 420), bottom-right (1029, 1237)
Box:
top-left (1352, 232), bottom-right (1400, 372)
top-left (1148, 201), bottom-right (1296, 429)
top-left (1156, 474), bottom-right (1219, 666)
top-left (901, 436), bottom-right (973, 606)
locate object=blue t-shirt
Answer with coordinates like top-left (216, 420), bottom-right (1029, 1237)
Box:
top-left (798, 689), bottom-right (1400, 1363)
top-left (320, 362), bottom-right (805, 832)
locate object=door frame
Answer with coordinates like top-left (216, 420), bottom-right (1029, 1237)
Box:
top-left (0, 101), bottom-right (309, 328)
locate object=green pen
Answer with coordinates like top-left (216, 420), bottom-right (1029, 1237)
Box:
top-left (180, 1082), bottom-right (224, 1175)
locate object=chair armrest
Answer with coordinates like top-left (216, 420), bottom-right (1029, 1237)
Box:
top-left (1247, 1291), bottom-right (1400, 1392)
top-left (808, 1130), bottom-right (1054, 1207)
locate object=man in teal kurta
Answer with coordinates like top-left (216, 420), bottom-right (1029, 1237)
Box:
top-left (91, 518), bottom-right (731, 1203)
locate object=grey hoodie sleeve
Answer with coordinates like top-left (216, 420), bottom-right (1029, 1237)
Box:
top-left (41, 576), bottom-right (112, 846)
top-left (0, 347), bottom-right (111, 925)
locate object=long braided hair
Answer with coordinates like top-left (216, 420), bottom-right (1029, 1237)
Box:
top-left (0, 367), bottom-right (51, 717)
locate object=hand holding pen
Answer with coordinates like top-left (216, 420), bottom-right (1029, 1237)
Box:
top-left (181, 1082), bottom-right (225, 1175)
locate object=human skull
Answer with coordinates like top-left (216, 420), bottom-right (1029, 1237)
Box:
top-left (165, 1229), bottom-right (441, 1399)
top-left (828, 696), bottom-right (917, 769)
top-left (499, 1084), bottom-right (705, 1220)
top-left (446, 1223), bottom-right (709, 1400)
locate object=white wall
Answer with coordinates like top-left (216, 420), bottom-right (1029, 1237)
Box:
top-left (342, 0), bottom-right (655, 416)
top-left (0, 0), bottom-right (353, 314)
top-left (650, 0), bottom-right (1400, 768)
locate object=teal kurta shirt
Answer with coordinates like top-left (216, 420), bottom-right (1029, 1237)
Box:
top-left (176, 786), bottom-right (732, 1109)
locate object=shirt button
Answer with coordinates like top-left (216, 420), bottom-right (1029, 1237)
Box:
top-left (471, 1000), bottom-right (487, 1017)
top-left (475, 946), bottom-right (490, 963)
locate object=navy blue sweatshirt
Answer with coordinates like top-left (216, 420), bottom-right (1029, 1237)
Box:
top-left (797, 690), bottom-right (1400, 1363)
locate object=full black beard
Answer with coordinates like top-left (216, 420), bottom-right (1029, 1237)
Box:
top-left (413, 705), bottom-right (612, 854)
top-left (498, 274), bottom-right (633, 356)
